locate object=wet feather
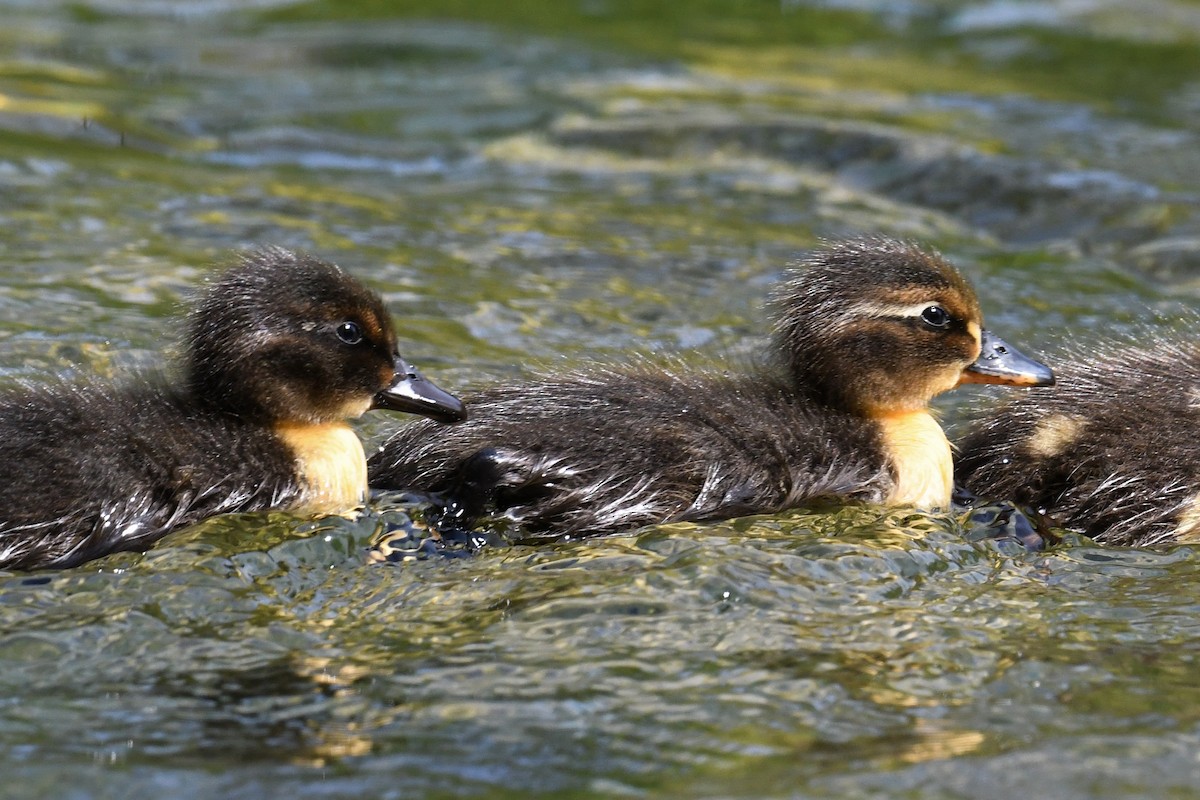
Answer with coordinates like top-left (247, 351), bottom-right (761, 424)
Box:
top-left (956, 336), bottom-right (1200, 546)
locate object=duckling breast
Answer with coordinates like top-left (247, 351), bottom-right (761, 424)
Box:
top-left (274, 421), bottom-right (368, 512)
top-left (876, 410), bottom-right (954, 509)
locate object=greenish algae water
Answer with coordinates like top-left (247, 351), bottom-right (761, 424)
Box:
top-left (3, 1), bottom-right (1200, 797)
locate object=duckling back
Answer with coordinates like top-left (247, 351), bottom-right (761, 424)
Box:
top-left (0, 381), bottom-right (301, 570)
top-left (956, 341), bottom-right (1200, 546)
top-left (370, 366), bottom-right (890, 537)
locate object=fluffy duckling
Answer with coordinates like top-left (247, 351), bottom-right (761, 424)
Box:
top-left (956, 339), bottom-right (1200, 546)
top-left (0, 248), bottom-right (465, 571)
top-left (368, 238), bottom-right (1052, 539)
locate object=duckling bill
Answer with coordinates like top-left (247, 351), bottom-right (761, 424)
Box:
top-left (368, 237), bottom-right (1052, 539)
top-left (0, 248), bottom-right (465, 571)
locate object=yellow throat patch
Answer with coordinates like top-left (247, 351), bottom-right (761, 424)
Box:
top-left (275, 421), bottom-right (368, 513)
top-left (877, 410), bottom-right (953, 510)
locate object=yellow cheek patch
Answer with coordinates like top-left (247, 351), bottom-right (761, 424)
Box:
top-left (275, 421), bottom-right (368, 512)
top-left (878, 410), bottom-right (954, 510)
top-left (926, 364), bottom-right (971, 402)
top-left (870, 363), bottom-right (969, 416)
top-left (340, 396), bottom-right (374, 420)
top-left (966, 321), bottom-right (982, 361)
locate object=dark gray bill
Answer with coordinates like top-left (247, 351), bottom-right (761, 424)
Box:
top-left (959, 329), bottom-right (1055, 387)
top-left (373, 357), bottom-right (467, 423)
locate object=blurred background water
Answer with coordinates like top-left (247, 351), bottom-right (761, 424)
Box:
top-left (2, 1), bottom-right (1200, 797)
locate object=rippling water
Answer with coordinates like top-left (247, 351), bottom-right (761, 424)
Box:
top-left (3, 1), bottom-right (1200, 797)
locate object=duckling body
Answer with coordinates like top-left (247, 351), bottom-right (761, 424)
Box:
top-left (0, 382), bottom-right (302, 568)
top-left (956, 340), bottom-right (1200, 546)
top-left (369, 238), bottom-right (1052, 538)
top-left (378, 369), bottom-right (887, 537)
top-left (0, 249), bottom-right (464, 571)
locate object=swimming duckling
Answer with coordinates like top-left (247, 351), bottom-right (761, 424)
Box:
top-left (368, 237), bottom-right (1053, 539)
top-left (956, 338), bottom-right (1200, 546)
top-left (0, 248), bottom-right (465, 571)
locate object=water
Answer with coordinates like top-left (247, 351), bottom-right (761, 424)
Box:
top-left (1, 1), bottom-right (1200, 797)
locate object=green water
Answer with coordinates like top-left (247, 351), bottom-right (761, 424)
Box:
top-left (3, 1), bottom-right (1200, 797)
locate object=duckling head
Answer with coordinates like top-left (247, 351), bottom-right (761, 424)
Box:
top-left (772, 237), bottom-right (1053, 417)
top-left (186, 247), bottom-right (466, 426)
top-left (773, 237), bottom-right (1052, 510)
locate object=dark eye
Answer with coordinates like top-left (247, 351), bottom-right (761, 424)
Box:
top-left (336, 321), bottom-right (364, 345)
top-left (920, 305), bottom-right (951, 329)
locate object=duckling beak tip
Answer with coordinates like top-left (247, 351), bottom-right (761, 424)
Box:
top-left (959, 330), bottom-right (1055, 388)
top-left (372, 359), bottom-right (467, 424)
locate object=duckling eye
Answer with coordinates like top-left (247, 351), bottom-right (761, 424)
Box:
top-left (336, 321), bottom-right (364, 345)
top-left (920, 305), bottom-right (951, 330)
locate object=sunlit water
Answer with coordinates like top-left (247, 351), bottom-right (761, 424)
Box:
top-left (2, 1), bottom-right (1200, 797)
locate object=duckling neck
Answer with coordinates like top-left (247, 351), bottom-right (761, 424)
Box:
top-left (274, 421), bottom-right (368, 513)
top-left (875, 409), bottom-right (953, 510)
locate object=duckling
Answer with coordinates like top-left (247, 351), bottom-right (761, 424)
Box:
top-left (0, 248), bottom-right (465, 571)
top-left (956, 338), bottom-right (1200, 546)
top-left (367, 237), bottom-right (1053, 539)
